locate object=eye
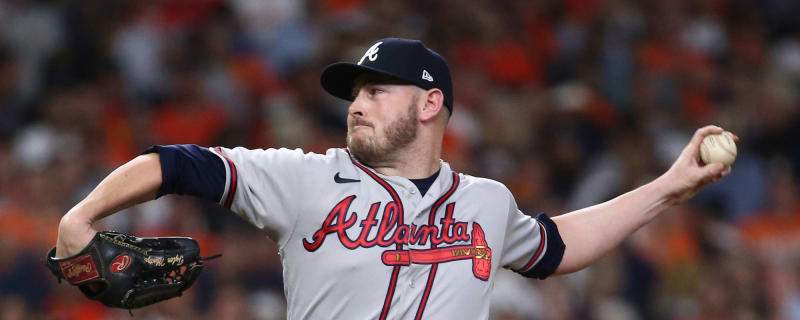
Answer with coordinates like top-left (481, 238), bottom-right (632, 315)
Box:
top-left (370, 87), bottom-right (385, 95)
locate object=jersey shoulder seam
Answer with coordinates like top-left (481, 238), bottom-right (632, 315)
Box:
top-left (278, 147), bottom-right (353, 250)
top-left (455, 174), bottom-right (511, 194)
top-left (277, 150), bottom-right (307, 250)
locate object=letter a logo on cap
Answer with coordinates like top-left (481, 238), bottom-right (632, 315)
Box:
top-left (422, 70), bottom-right (434, 82)
top-left (358, 41), bottom-right (383, 65)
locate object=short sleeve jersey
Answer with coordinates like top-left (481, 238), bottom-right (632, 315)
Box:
top-left (152, 146), bottom-right (565, 320)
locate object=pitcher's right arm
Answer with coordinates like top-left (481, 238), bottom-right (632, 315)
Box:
top-left (56, 153), bottom-right (162, 258)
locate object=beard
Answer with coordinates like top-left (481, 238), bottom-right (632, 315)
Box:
top-left (347, 98), bottom-right (419, 166)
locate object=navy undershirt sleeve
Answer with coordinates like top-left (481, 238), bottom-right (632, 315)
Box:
top-left (518, 213), bottom-right (566, 279)
top-left (142, 144), bottom-right (226, 202)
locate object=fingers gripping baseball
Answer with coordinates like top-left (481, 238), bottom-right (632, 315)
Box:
top-left (666, 125), bottom-right (739, 202)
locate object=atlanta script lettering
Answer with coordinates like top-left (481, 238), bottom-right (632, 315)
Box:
top-left (303, 195), bottom-right (471, 251)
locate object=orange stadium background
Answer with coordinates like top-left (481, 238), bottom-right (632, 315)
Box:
top-left (1, 0), bottom-right (800, 319)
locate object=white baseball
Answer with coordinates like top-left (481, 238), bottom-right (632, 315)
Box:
top-left (699, 132), bottom-right (737, 166)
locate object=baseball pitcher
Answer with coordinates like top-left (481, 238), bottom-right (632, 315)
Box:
top-left (51, 38), bottom-right (735, 319)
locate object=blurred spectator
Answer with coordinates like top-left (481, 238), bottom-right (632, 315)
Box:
top-left (739, 159), bottom-right (800, 262)
top-left (112, 3), bottom-right (168, 105)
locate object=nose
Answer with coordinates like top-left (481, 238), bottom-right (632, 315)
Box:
top-left (349, 91), bottom-right (366, 118)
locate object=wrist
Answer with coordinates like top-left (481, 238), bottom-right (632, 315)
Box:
top-left (58, 213), bottom-right (91, 236)
top-left (60, 202), bottom-right (97, 233)
top-left (650, 172), bottom-right (682, 207)
top-left (56, 206), bottom-right (99, 258)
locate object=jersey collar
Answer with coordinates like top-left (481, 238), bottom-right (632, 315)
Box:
top-left (343, 148), bottom-right (455, 197)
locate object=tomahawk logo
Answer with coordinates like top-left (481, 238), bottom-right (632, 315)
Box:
top-left (422, 70), bottom-right (434, 82)
top-left (358, 41), bottom-right (383, 65)
top-left (302, 196), bottom-right (493, 280)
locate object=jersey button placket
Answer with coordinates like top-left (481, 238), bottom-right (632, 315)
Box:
top-left (397, 183), bottom-right (419, 313)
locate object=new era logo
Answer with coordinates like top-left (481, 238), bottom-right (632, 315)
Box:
top-left (422, 70), bottom-right (433, 82)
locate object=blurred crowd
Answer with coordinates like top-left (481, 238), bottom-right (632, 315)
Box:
top-left (1, 0), bottom-right (800, 319)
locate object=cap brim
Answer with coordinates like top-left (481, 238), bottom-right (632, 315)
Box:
top-left (320, 62), bottom-right (405, 102)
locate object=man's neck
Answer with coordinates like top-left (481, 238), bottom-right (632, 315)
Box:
top-left (367, 138), bottom-right (442, 179)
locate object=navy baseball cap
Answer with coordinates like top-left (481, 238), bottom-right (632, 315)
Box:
top-left (320, 38), bottom-right (454, 113)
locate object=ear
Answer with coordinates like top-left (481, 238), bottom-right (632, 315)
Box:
top-left (418, 88), bottom-right (445, 122)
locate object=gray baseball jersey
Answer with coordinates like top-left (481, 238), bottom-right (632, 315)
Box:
top-left (188, 146), bottom-right (565, 319)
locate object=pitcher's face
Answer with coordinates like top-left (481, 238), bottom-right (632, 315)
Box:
top-left (346, 76), bottom-right (421, 165)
